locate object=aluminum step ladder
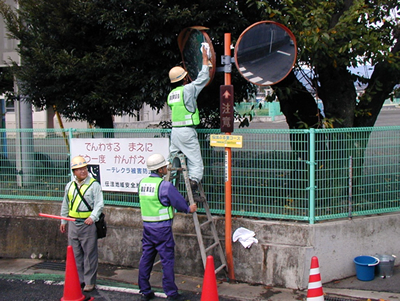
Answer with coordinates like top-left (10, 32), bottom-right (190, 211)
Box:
top-left (166, 153), bottom-right (227, 275)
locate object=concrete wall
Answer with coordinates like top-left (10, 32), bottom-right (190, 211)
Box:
top-left (1, 199), bottom-right (399, 290)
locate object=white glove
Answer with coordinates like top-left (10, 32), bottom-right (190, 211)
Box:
top-left (200, 42), bottom-right (211, 59)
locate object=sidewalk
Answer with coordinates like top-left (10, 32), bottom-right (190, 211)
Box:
top-left (1, 258), bottom-right (400, 300)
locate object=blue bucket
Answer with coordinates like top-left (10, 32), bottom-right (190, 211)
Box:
top-left (354, 255), bottom-right (380, 281)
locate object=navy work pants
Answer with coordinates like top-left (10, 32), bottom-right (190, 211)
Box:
top-left (138, 225), bottom-right (178, 297)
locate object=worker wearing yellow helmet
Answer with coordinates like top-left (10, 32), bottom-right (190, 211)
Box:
top-left (60, 156), bottom-right (104, 292)
top-left (167, 45), bottom-right (209, 195)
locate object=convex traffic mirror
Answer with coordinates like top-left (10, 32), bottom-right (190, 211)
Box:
top-left (178, 26), bottom-right (216, 86)
top-left (234, 21), bottom-right (297, 86)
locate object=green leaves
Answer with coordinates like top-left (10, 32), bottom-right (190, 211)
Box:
top-left (0, 0), bottom-right (398, 129)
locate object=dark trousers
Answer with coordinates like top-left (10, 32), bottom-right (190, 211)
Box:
top-left (138, 225), bottom-right (178, 297)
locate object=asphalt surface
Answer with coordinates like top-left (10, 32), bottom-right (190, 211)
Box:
top-left (2, 258), bottom-right (400, 301)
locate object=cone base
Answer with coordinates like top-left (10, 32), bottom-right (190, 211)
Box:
top-left (61, 296), bottom-right (94, 301)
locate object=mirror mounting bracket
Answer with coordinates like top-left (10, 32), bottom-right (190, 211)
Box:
top-left (220, 55), bottom-right (234, 73)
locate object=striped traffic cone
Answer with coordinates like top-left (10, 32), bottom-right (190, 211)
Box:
top-left (306, 256), bottom-right (324, 301)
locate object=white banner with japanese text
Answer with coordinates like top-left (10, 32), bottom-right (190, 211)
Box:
top-left (71, 138), bottom-right (169, 193)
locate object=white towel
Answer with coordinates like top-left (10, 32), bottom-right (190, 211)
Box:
top-left (200, 42), bottom-right (211, 59)
top-left (233, 227), bottom-right (258, 248)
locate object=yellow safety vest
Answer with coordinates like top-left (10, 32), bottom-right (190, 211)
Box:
top-left (67, 178), bottom-right (96, 219)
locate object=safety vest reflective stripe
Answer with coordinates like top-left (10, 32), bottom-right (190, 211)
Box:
top-left (141, 214), bottom-right (172, 221)
top-left (68, 178), bottom-right (96, 219)
top-left (172, 120), bottom-right (195, 126)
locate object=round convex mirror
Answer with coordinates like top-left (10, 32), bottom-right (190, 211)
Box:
top-left (234, 21), bottom-right (297, 86)
top-left (177, 26), bottom-right (216, 85)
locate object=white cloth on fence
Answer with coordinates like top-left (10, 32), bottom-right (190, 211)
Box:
top-left (233, 227), bottom-right (258, 248)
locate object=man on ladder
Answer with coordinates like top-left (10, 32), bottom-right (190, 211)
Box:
top-left (167, 45), bottom-right (209, 196)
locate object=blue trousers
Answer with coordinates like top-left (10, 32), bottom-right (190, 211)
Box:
top-left (138, 225), bottom-right (178, 297)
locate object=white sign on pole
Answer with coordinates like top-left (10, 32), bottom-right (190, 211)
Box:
top-left (71, 138), bottom-right (169, 193)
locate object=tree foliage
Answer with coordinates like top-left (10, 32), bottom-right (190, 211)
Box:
top-left (0, 0), bottom-right (256, 128)
top-left (0, 0), bottom-right (398, 130)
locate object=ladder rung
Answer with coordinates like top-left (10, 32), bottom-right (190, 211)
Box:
top-left (167, 153), bottom-right (227, 276)
top-left (200, 220), bottom-right (212, 228)
top-left (168, 167), bottom-right (184, 171)
top-left (205, 242), bottom-right (219, 253)
top-left (215, 264), bottom-right (226, 274)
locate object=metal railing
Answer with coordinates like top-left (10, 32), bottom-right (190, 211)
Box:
top-left (0, 126), bottom-right (399, 224)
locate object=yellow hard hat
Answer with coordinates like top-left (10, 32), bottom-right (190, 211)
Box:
top-left (169, 66), bottom-right (188, 83)
top-left (71, 156), bottom-right (88, 170)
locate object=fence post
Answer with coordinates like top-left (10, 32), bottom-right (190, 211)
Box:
top-left (308, 128), bottom-right (316, 224)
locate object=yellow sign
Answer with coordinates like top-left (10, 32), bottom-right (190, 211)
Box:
top-left (210, 134), bottom-right (243, 148)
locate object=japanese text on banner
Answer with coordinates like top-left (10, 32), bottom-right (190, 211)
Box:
top-left (71, 138), bottom-right (169, 193)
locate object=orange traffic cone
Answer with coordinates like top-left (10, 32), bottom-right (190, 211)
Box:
top-left (306, 256), bottom-right (324, 301)
top-left (61, 245), bottom-right (94, 301)
top-left (200, 255), bottom-right (219, 301)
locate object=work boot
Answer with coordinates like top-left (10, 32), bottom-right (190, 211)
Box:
top-left (83, 284), bottom-right (95, 292)
top-left (189, 179), bottom-right (198, 191)
top-left (167, 293), bottom-right (185, 301)
top-left (193, 194), bottom-right (206, 203)
top-left (141, 291), bottom-right (155, 301)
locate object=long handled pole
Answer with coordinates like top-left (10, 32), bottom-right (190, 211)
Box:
top-left (224, 33), bottom-right (235, 281)
top-left (53, 105), bottom-right (70, 153)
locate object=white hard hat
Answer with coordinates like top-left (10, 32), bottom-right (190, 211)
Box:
top-left (169, 66), bottom-right (187, 83)
top-left (147, 154), bottom-right (168, 171)
top-left (71, 156), bottom-right (87, 170)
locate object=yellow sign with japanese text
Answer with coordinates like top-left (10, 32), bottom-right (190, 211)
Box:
top-left (210, 134), bottom-right (243, 148)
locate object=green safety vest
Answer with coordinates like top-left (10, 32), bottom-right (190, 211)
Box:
top-left (167, 86), bottom-right (200, 127)
top-left (67, 178), bottom-right (96, 219)
top-left (139, 177), bottom-right (174, 222)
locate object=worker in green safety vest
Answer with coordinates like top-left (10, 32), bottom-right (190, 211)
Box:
top-left (167, 45), bottom-right (209, 194)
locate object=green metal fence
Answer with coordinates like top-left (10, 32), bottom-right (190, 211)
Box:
top-left (0, 126), bottom-right (399, 224)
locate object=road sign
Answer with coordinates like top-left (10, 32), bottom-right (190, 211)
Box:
top-left (210, 134), bottom-right (242, 148)
top-left (220, 85), bottom-right (234, 132)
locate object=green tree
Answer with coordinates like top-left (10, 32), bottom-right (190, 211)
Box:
top-left (0, 0), bottom-right (256, 129)
top-left (0, 1), bottom-right (398, 130)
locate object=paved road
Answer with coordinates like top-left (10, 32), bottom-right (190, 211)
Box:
top-left (0, 278), bottom-right (141, 301)
top-left (244, 105), bottom-right (399, 130)
top-left (0, 277), bottom-right (239, 301)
